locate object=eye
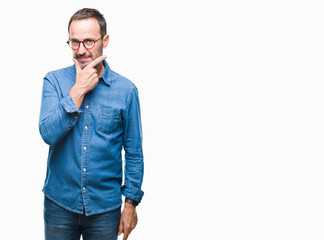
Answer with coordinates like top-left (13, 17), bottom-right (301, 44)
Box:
top-left (71, 40), bottom-right (79, 45)
top-left (85, 40), bottom-right (94, 44)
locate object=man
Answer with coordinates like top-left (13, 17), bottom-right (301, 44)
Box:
top-left (39, 8), bottom-right (144, 240)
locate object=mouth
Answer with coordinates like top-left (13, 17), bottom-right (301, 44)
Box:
top-left (78, 56), bottom-right (91, 62)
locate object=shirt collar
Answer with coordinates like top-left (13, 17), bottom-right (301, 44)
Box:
top-left (100, 60), bottom-right (112, 85)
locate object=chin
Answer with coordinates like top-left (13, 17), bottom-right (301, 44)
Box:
top-left (79, 61), bottom-right (90, 70)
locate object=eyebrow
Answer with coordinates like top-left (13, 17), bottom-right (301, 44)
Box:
top-left (70, 38), bottom-right (95, 41)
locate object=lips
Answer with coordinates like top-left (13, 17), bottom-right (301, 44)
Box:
top-left (78, 56), bottom-right (90, 60)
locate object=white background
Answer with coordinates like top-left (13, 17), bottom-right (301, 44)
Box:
top-left (1, 0), bottom-right (324, 239)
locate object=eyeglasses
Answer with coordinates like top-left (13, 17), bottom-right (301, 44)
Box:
top-left (67, 37), bottom-right (102, 50)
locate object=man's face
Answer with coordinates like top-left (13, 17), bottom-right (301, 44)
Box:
top-left (69, 18), bottom-right (109, 69)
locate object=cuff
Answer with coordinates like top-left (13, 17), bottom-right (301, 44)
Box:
top-left (60, 94), bottom-right (82, 114)
top-left (121, 184), bottom-right (144, 203)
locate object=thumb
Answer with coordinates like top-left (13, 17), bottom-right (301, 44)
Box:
top-left (73, 58), bottom-right (81, 71)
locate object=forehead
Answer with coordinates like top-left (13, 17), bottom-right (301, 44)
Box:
top-left (69, 18), bottom-right (100, 39)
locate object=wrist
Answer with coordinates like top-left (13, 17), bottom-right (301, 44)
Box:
top-left (125, 202), bottom-right (136, 210)
top-left (125, 198), bottom-right (138, 207)
top-left (70, 84), bottom-right (86, 98)
top-left (69, 85), bottom-right (85, 110)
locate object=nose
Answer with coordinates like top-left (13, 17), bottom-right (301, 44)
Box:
top-left (77, 42), bottom-right (87, 55)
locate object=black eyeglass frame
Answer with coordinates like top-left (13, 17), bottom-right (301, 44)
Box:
top-left (66, 37), bottom-right (103, 50)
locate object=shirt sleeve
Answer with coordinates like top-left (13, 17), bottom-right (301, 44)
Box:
top-left (121, 86), bottom-right (144, 203)
top-left (39, 73), bottom-right (81, 145)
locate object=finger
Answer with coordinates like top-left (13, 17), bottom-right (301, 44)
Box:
top-left (123, 232), bottom-right (129, 240)
top-left (86, 55), bottom-right (107, 69)
top-left (89, 74), bottom-right (99, 84)
top-left (90, 78), bottom-right (99, 88)
top-left (89, 72), bottom-right (98, 79)
top-left (72, 58), bottom-right (81, 71)
top-left (118, 220), bottom-right (124, 236)
top-left (87, 72), bottom-right (98, 83)
top-left (123, 226), bottom-right (131, 240)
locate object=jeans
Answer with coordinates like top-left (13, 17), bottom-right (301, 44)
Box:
top-left (44, 197), bottom-right (121, 240)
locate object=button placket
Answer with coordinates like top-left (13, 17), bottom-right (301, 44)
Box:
top-left (80, 95), bottom-right (92, 213)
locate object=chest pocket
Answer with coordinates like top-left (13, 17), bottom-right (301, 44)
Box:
top-left (97, 107), bottom-right (121, 134)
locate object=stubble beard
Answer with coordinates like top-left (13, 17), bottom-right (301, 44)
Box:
top-left (75, 43), bottom-right (104, 70)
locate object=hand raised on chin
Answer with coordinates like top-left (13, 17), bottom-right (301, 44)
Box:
top-left (69, 55), bottom-right (107, 109)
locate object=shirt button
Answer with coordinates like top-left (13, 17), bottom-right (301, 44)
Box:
top-left (83, 146), bottom-right (87, 150)
top-left (85, 126), bottom-right (88, 130)
top-left (83, 187), bottom-right (86, 191)
top-left (86, 105), bottom-right (89, 109)
top-left (83, 168), bottom-right (86, 172)
top-left (74, 115), bottom-right (78, 119)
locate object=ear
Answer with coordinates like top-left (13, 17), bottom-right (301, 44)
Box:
top-left (103, 34), bottom-right (109, 49)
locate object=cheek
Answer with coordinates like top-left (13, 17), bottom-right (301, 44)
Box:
top-left (91, 50), bottom-right (100, 58)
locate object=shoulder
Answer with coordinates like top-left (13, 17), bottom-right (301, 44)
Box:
top-left (44, 65), bottom-right (75, 81)
top-left (109, 69), bottom-right (138, 93)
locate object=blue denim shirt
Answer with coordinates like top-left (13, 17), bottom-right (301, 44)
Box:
top-left (39, 60), bottom-right (144, 216)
